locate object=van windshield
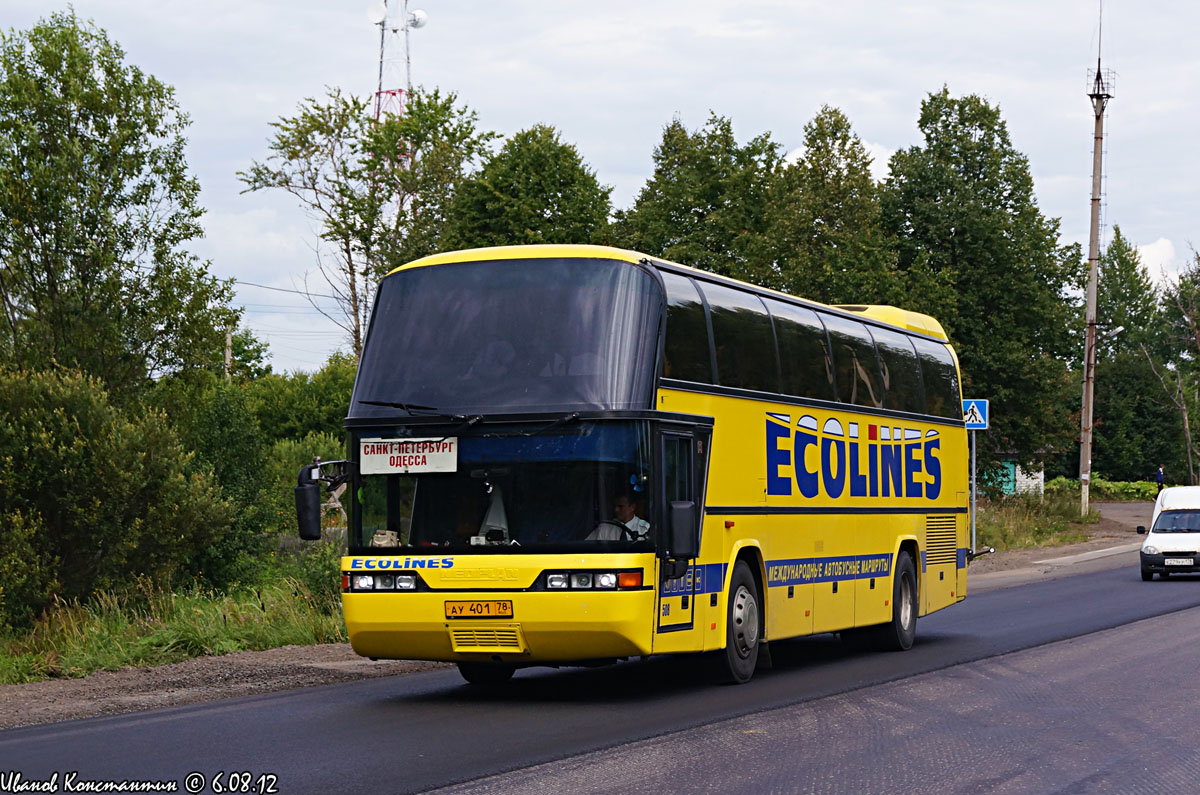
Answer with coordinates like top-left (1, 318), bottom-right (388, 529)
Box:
top-left (1151, 510), bottom-right (1200, 533)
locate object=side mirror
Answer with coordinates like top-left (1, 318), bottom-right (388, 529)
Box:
top-left (668, 500), bottom-right (699, 560)
top-left (296, 463), bottom-right (323, 541)
top-left (1137, 525), bottom-right (1146, 535)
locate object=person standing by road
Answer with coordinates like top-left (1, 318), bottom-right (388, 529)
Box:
top-left (1156, 465), bottom-right (1165, 494)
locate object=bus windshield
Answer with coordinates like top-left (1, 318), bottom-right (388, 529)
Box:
top-left (352, 420), bottom-right (654, 553)
top-left (350, 257), bottom-right (662, 419)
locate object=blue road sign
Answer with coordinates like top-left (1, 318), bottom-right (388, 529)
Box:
top-left (963, 399), bottom-right (989, 430)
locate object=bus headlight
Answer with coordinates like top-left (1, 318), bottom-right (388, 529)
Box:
top-left (570, 573), bottom-right (593, 589)
top-left (395, 575), bottom-right (417, 590)
top-left (595, 572), bottom-right (618, 589)
top-left (547, 573), bottom-right (569, 589)
top-left (376, 574), bottom-right (395, 590)
top-left (353, 575), bottom-right (374, 590)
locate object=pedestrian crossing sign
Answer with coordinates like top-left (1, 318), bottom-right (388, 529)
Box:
top-left (963, 399), bottom-right (989, 430)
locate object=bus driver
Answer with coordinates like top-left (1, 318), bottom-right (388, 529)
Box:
top-left (587, 493), bottom-right (649, 541)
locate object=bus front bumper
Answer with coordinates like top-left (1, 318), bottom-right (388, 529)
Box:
top-left (343, 590), bottom-right (657, 663)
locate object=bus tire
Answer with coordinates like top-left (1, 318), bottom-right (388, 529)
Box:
top-left (457, 661), bottom-right (515, 685)
top-left (874, 552), bottom-right (917, 651)
top-left (717, 561), bottom-right (761, 684)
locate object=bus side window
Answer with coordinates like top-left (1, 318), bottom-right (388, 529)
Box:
top-left (870, 326), bottom-right (925, 414)
top-left (767, 299), bottom-right (836, 402)
top-left (697, 282), bottom-right (780, 394)
top-left (663, 435), bottom-right (693, 503)
top-left (823, 314), bottom-right (885, 409)
top-left (660, 272), bottom-right (713, 384)
top-left (912, 338), bottom-right (963, 419)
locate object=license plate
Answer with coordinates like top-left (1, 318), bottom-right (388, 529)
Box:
top-left (445, 600), bottom-right (513, 619)
top-left (1165, 558), bottom-right (1194, 566)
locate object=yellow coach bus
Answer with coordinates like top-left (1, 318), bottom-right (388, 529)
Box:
top-left (296, 244), bottom-right (971, 685)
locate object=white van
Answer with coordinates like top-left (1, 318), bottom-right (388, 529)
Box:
top-left (1138, 486), bottom-right (1200, 581)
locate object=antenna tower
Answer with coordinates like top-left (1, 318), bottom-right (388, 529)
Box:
top-left (368, 0), bottom-right (428, 121)
top-left (1079, 8), bottom-right (1115, 517)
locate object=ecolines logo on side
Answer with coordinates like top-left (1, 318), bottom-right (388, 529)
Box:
top-left (766, 413), bottom-right (942, 500)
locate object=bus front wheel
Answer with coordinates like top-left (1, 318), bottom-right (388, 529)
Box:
top-left (457, 661), bottom-right (515, 685)
top-left (717, 561), bottom-right (761, 684)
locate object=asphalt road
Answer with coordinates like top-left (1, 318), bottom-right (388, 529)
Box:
top-left (3, 555), bottom-right (1198, 795)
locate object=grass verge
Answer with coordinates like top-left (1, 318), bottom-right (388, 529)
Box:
top-left (976, 491), bottom-right (1099, 552)
top-left (0, 579), bottom-right (345, 685)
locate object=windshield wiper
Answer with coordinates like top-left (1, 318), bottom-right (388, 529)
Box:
top-left (521, 412), bottom-right (580, 436)
top-left (358, 400), bottom-right (453, 417)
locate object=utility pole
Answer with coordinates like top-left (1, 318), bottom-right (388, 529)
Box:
top-left (1079, 55), bottom-right (1114, 517)
top-left (224, 325), bottom-right (233, 384)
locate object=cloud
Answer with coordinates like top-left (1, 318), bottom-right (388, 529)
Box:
top-left (863, 142), bottom-right (895, 183)
top-left (1138, 238), bottom-right (1181, 284)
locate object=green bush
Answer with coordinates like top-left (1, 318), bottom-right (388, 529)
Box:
top-left (184, 384), bottom-right (274, 587)
top-left (976, 490), bottom-right (1095, 551)
top-left (243, 352), bottom-right (356, 445)
top-left (1044, 476), bottom-right (1157, 502)
top-left (262, 433), bottom-right (349, 606)
top-left (0, 369), bottom-right (234, 630)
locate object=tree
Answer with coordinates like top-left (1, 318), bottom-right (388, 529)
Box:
top-left (240, 88), bottom-right (494, 356)
top-left (613, 114), bottom-right (784, 287)
top-left (444, 124), bottom-right (611, 249)
top-left (1094, 226), bottom-right (1161, 359)
top-left (1084, 227), bottom-right (1180, 482)
top-left (1154, 249), bottom-right (1200, 483)
top-left (0, 12), bottom-right (237, 401)
top-left (767, 106), bottom-right (906, 305)
top-left (242, 351), bottom-right (357, 446)
top-left (881, 88), bottom-right (1083, 469)
top-left (0, 368), bottom-right (233, 629)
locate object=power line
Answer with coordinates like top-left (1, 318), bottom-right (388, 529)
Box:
top-left (234, 280), bottom-right (340, 300)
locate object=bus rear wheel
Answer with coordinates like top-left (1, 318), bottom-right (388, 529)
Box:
top-left (874, 551), bottom-right (917, 651)
top-left (457, 661), bottom-right (515, 685)
top-left (716, 561), bottom-right (761, 684)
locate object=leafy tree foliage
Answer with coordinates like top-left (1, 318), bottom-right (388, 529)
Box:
top-left (881, 89), bottom-right (1083, 468)
top-left (240, 88), bottom-right (493, 355)
top-left (613, 115), bottom-right (784, 286)
top-left (0, 12), bottom-right (237, 402)
top-left (184, 384), bottom-right (274, 586)
top-left (242, 352), bottom-right (357, 446)
top-left (1091, 351), bottom-right (1185, 482)
top-left (372, 90), bottom-right (497, 267)
top-left (1077, 227), bottom-right (1181, 482)
top-left (0, 369), bottom-right (233, 630)
top-left (444, 124), bottom-right (611, 249)
top-left (767, 106), bottom-right (904, 305)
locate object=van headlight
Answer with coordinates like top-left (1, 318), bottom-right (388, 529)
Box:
top-left (1143, 545), bottom-right (1160, 555)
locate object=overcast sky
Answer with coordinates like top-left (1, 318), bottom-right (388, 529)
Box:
top-left (7, 1), bottom-right (1198, 373)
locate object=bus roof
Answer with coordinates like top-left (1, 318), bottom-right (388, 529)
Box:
top-left (834, 305), bottom-right (949, 341)
top-left (387, 244), bottom-right (949, 341)
top-left (387, 244), bottom-right (644, 275)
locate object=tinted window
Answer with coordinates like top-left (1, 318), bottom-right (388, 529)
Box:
top-left (660, 272), bottom-right (713, 383)
top-left (350, 258), bottom-right (661, 418)
top-left (823, 315), bottom-right (884, 408)
top-left (913, 338), bottom-right (963, 419)
top-left (699, 282), bottom-right (779, 393)
top-left (870, 327), bottom-right (925, 414)
top-left (768, 299), bottom-right (836, 402)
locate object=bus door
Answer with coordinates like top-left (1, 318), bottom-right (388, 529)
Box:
top-left (654, 424), bottom-right (711, 647)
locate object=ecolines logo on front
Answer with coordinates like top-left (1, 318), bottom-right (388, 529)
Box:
top-left (766, 413), bottom-right (942, 500)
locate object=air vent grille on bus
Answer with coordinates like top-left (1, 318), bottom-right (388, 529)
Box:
top-left (925, 515), bottom-right (958, 566)
top-left (449, 627), bottom-right (525, 653)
